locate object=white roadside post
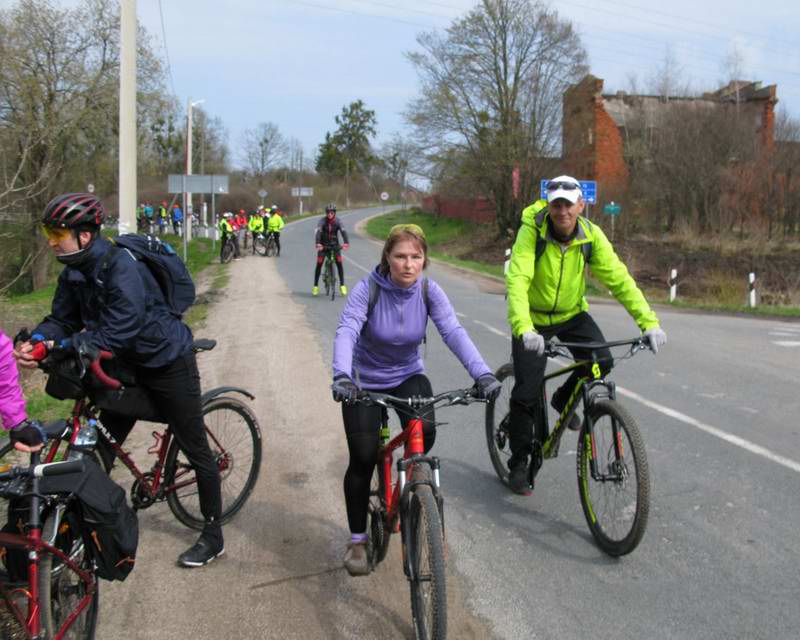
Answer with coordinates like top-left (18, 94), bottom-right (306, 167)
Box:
top-left (669, 268), bottom-right (678, 302)
top-left (748, 273), bottom-right (757, 308)
top-left (504, 248), bottom-right (511, 299)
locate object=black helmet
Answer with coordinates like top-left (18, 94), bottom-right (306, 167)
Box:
top-left (42, 193), bottom-right (105, 229)
top-left (325, 203), bottom-right (337, 214)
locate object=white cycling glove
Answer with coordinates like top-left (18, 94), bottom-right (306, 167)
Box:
top-left (521, 331), bottom-right (545, 356)
top-left (643, 327), bottom-right (667, 353)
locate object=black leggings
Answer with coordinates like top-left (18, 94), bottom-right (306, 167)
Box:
top-left (342, 374), bottom-right (435, 533)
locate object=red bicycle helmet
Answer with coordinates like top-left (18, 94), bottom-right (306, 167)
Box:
top-left (42, 193), bottom-right (105, 229)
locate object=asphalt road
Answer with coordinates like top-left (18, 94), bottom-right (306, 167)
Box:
top-left (276, 207), bottom-right (800, 640)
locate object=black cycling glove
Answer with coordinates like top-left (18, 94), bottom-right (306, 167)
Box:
top-left (10, 420), bottom-right (46, 447)
top-left (475, 374), bottom-right (502, 401)
top-left (331, 375), bottom-right (359, 403)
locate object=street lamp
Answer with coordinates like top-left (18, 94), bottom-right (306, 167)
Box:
top-left (185, 98), bottom-right (205, 219)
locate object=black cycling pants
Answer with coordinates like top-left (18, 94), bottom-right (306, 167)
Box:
top-left (341, 374), bottom-right (435, 533)
top-left (99, 350), bottom-right (223, 537)
top-left (314, 248), bottom-right (344, 286)
top-left (270, 232), bottom-right (281, 255)
top-left (507, 312), bottom-right (612, 469)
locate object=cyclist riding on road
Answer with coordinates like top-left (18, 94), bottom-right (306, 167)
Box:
top-left (331, 223), bottom-right (501, 575)
top-left (505, 175), bottom-right (667, 495)
top-left (313, 203), bottom-right (349, 296)
top-left (267, 207), bottom-right (285, 256)
top-left (12, 193), bottom-right (227, 567)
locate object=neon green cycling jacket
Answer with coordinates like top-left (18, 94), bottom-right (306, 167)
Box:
top-left (248, 216), bottom-right (264, 233)
top-left (267, 214), bottom-right (285, 233)
top-left (506, 199), bottom-right (659, 337)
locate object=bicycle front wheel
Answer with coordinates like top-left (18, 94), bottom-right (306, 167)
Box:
top-left (485, 363), bottom-right (515, 485)
top-left (165, 396), bottom-right (263, 530)
top-left (221, 239), bottom-right (235, 264)
top-left (407, 484), bottom-right (446, 640)
top-left (328, 261), bottom-right (336, 300)
top-left (266, 236), bottom-right (278, 257)
top-left (577, 399), bottom-right (650, 556)
top-left (254, 235), bottom-right (267, 256)
top-left (39, 507), bottom-right (99, 639)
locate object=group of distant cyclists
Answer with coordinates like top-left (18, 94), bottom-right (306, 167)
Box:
top-left (1, 173), bottom-right (667, 582)
top-left (136, 200), bottom-right (185, 235)
top-left (217, 205), bottom-right (285, 261)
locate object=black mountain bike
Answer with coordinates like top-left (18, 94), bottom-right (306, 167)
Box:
top-left (486, 337), bottom-right (652, 556)
top-left (265, 232), bottom-right (278, 257)
top-left (220, 234), bottom-right (236, 264)
top-left (253, 233), bottom-right (268, 256)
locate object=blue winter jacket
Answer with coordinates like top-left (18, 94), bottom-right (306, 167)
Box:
top-left (34, 237), bottom-right (193, 368)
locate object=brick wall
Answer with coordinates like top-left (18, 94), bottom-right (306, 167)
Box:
top-left (421, 195), bottom-right (496, 223)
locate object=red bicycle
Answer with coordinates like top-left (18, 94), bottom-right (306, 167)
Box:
top-left (355, 388), bottom-right (485, 640)
top-left (0, 455), bottom-right (97, 639)
top-left (1, 338), bottom-right (262, 531)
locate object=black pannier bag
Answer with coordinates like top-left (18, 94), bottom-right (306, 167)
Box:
top-left (40, 457), bottom-right (139, 581)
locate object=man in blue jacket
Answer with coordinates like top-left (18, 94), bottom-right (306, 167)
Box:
top-left (13, 193), bottom-right (224, 568)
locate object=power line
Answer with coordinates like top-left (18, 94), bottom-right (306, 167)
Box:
top-left (158, 0), bottom-right (176, 97)
top-left (283, 0), bottom-right (431, 28)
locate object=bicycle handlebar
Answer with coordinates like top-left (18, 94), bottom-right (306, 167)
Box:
top-left (545, 336), bottom-right (649, 359)
top-left (353, 388), bottom-right (484, 410)
top-left (0, 458), bottom-right (85, 482)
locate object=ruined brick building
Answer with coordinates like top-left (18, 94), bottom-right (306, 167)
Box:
top-left (562, 74), bottom-right (778, 198)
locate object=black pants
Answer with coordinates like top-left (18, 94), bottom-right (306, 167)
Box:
top-left (341, 374), bottom-right (435, 533)
top-left (99, 351), bottom-right (222, 540)
top-left (314, 248), bottom-right (344, 286)
top-left (251, 231), bottom-right (259, 253)
top-left (270, 232), bottom-right (281, 255)
top-left (508, 312), bottom-right (612, 469)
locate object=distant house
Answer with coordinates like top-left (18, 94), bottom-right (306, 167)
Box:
top-left (562, 74), bottom-right (778, 197)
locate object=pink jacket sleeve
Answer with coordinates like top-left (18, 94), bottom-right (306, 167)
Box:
top-left (0, 331), bottom-right (27, 430)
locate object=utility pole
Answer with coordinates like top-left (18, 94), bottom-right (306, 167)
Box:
top-left (118, 0), bottom-right (137, 234)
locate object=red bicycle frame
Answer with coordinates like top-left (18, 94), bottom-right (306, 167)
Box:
top-left (379, 417), bottom-right (427, 533)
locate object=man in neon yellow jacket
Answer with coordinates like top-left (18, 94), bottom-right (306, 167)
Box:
top-left (248, 211), bottom-right (265, 254)
top-left (505, 175), bottom-right (667, 494)
top-left (267, 209), bottom-right (285, 256)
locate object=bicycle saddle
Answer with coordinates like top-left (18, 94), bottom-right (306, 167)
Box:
top-left (191, 339), bottom-right (217, 353)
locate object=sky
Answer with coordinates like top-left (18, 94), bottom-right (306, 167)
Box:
top-left (6, 1), bottom-right (800, 169)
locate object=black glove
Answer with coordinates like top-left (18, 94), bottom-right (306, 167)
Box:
top-left (475, 374), bottom-right (502, 401)
top-left (10, 420), bottom-right (46, 447)
top-left (331, 375), bottom-right (358, 403)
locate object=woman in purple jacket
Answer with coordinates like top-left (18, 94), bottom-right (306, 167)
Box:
top-left (331, 224), bottom-right (501, 575)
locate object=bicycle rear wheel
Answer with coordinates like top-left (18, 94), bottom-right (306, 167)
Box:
top-left (577, 399), bottom-right (649, 556)
top-left (407, 484), bottom-right (446, 640)
top-left (328, 261), bottom-right (337, 300)
top-left (367, 467), bottom-right (390, 568)
top-left (254, 235), bottom-right (267, 256)
top-left (39, 507), bottom-right (99, 639)
top-left (485, 363), bottom-right (515, 485)
top-left (165, 396), bottom-right (262, 530)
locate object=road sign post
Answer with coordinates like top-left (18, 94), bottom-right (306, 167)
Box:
top-left (291, 187), bottom-right (313, 216)
top-left (602, 201), bottom-right (621, 240)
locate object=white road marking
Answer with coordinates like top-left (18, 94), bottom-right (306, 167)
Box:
top-left (344, 255), bottom-right (372, 275)
top-left (769, 331), bottom-right (800, 337)
top-left (473, 320), bottom-right (510, 338)
top-left (616, 387), bottom-right (800, 475)
top-left (772, 341), bottom-right (800, 347)
top-left (456, 312), bottom-right (467, 319)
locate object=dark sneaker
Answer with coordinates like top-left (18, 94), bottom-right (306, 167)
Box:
top-left (343, 541), bottom-right (370, 576)
top-left (508, 463), bottom-right (532, 496)
top-left (551, 397), bottom-right (582, 432)
top-left (178, 536), bottom-right (225, 568)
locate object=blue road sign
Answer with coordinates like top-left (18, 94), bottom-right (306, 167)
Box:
top-left (540, 179), bottom-right (598, 205)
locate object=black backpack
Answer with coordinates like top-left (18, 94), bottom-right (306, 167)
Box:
top-left (101, 234), bottom-right (196, 317)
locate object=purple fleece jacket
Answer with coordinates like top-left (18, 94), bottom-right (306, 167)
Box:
top-left (333, 268), bottom-right (492, 389)
top-left (0, 331), bottom-right (27, 430)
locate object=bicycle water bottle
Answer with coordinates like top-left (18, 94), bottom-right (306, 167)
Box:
top-left (67, 419), bottom-right (99, 460)
top-left (379, 423), bottom-right (390, 445)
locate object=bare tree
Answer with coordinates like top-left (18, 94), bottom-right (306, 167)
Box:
top-left (405, 0), bottom-right (588, 234)
top-left (240, 122), bottom-right (287, 179)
